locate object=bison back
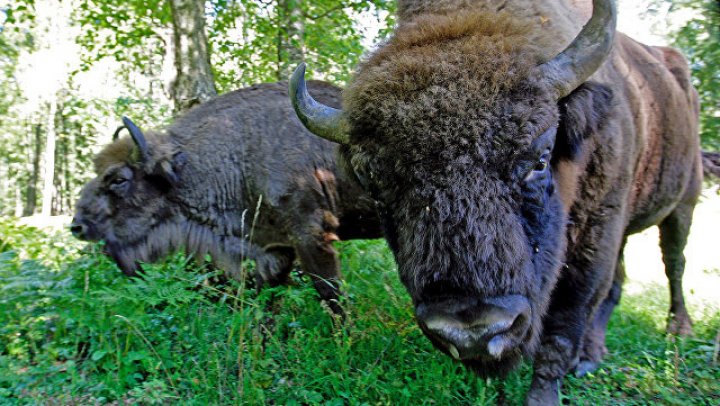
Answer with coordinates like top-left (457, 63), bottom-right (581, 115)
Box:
top-left (163, 81), bottom-right (344, 236)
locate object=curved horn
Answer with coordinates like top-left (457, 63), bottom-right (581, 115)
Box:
top-left (112, 125), bottom-right (126, 141)
top-left (539, 0), bottom-right (617, 98)
top-left (121, 116), bottom-right (150, 162)
top-left (289, 63), bottom-right (350, 145)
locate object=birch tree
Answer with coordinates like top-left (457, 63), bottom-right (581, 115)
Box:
top-left (169, 0), bottom-right (218, 113)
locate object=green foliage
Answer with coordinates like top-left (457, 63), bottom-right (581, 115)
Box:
top-left (208, 0), bottom-right (396, 90)
top-left (0, 0), bottom-right (36, 115)
top-left (0, 0), bottom-right (395, 217)
top-left (1, 0), bottom-right (36, 26)
top-left (0, 219), bottom-right (718, 403)
top-left (651, 0), bottom-right (720, 150)
top-left (73, 0), bottom-right (174, 126)
top-left (672, 0), bottom-right (720, 151)
top-left (75, 0), bottom-right (395, 92)
top-left (0, 3), bottom-right (36, 215)
top-left (74, 0), bottom-right (171, 75)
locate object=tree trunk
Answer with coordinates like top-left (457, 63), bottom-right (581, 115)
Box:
top-left (0, 159), bottom-right (5, 215)
top-left (23, 124), bottom-right (42, 216)
top-left (169, 0), bottom-right (217, 114)
top-left (14, 185), bottom-right (23, 217)
top-left (66, 123), bottom-right (78, 213)
top-left (277, 0), bottom-right (305, 81)
top-left (57, 131), bottom-right (68, 215)
top-left (40, 99), bottom-right (57, 217)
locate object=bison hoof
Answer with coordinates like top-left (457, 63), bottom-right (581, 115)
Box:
top-left (525, 378), bottom-right (560, 406)
top-left (572, 338), bottom-right (607, 377)
top-left (666, 314), bottom-right (693, 336)
top-left (573, 359), bottom-right (600, 377)
top-left (323, 299), bottom-right (346, 320)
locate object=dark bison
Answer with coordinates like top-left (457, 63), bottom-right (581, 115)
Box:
top-left (290, 0), bottom-right (705, 402)
top-left (71, 81), bottom-right (381, 314)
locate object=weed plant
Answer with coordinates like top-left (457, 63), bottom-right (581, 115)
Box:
top-left (0, 218), bottom-right (718, 404)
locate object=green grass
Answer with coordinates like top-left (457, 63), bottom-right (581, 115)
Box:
top-left (0, 217), bottom-right (718, 405)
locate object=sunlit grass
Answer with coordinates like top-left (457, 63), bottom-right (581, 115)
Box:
top-left (0, 190), bottom-right (718, 404)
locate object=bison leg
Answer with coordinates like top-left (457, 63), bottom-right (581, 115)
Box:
top-left (659, 203), bottom-right (694, 336)
top-left (215, 237), bottom-right (290, 288)
top-left (255, 245), bottom-right (297, 288)
top-left (573, 238), bottom-right (626, 377)
top-left (294, 234), bottom-right (344, 316)
top-left (527, 215), bottom-right (623, 405)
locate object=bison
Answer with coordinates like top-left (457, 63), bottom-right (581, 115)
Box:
top-left (290, 0), bottom-right (705, 402)
top-left (71, 81), bottom-right (381, 315)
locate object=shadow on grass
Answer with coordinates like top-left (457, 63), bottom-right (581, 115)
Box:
top-left (564, 284), bottom-right (719, 404)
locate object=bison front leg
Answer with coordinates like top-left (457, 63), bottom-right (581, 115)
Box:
top-left (573, 238), bottom-right (626, 377)
top-left (254, 245), bottom-right (297, 288)
top-left (659, 203), bottom-right (695, 336)
top-left (294, 233), bottom-right (343, 316)
top-left (291, 209), bottom-right (344, 316)
top-left (526, 216), bottom-right (623, 405)
top-left (212, 236), bottom-right (296, 290)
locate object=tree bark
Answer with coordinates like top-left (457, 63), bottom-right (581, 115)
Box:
top-left (66, 122), bottom-right (78, 214)
top-left (40, 99), bottom-right (57, 217)
top-left (169, 0), bottom-right (217, 114)
top-left (23, 124), bottom-right (42, 216)
top-left (14, 185), bottom-right (23, 217)
top-left (57, 130), bottom-right (68, 214)
top-left (277, 0), bottom-right (305, 81)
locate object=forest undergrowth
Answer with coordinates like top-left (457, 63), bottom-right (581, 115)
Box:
top-left (0, 217), bottom-right (718, 405)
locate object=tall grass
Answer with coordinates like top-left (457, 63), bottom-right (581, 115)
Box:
top-left (0, 218), bottom-right (718, 404)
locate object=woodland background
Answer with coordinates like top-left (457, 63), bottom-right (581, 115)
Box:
top-left (0, 0), bottom-right (397, 218)
top-left (0, 0), bottom-right (718, 218)
top-left (0, 0), bottom-right (718, 403)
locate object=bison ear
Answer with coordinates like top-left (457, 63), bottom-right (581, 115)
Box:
top-left (149, 152), bottom-right (187, 190)
top-left (554, 82), bottom-right (613, 161)
top-left (155, 152), bottom-right (187, 186)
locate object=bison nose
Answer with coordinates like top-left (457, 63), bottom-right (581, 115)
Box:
top-left (415, 295), bottom-right (531, 360)
top-left (69, 219), bottom-right (87, 239)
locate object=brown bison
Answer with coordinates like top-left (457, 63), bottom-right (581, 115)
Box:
top-left (290, 0), bottom-right (705, 402)
top-left (71, 81), bottom-right (381, 314)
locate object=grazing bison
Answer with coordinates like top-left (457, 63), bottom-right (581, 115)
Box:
top-left (71, 81), bottom-right (381, 314)
top-left (290, 0), bottom-right (704, 402)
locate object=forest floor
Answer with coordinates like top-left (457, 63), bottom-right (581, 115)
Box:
top-left (0, 188), bottom-right (718, 404)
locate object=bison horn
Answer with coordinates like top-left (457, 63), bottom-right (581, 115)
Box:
top-left (112, 125), bottom-right (126, 141)
top-left (539, 0), bottom-right (617, 98)
top-left (122, 116), bottom-right (150, 162)
top-left (289, 63), bottom-right (350, 145)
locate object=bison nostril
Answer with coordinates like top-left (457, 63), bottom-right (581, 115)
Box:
top-left (416, 295), bottom-right (532, 360)
top-left (70, 222), bottom-right (85, 237)
top-left (487, 334), bottom-right (513, 359)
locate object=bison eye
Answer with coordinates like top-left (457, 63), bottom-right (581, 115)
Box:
top-left (534, 158), bottom-right (548, 172)
top-left (110, 178), bottom-right (128, 186)
top-left (108, 177), bottom-right (131, 194)
top-left (524, 149), bottom-right (551, 182)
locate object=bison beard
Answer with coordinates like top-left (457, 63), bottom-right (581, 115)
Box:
top-left (102, 221), bottom-right (266, 279)
top-left (291, 0), bottom-right (704, 403)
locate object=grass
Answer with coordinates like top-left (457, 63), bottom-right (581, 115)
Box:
top-left (0, 192), bottom-right (719, 404)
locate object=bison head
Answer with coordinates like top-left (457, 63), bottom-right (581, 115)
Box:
top-left (291, 1), bottom-right (616, 375)
top-left (71, 118), bottom-right (186, 276)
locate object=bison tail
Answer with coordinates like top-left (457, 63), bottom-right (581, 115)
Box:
top-left (702, 151), bottom-right (720, 180)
